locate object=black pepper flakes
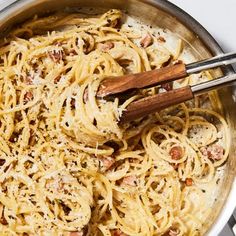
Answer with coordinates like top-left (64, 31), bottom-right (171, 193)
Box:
top-left (81, 162), bottom-right (87, 168)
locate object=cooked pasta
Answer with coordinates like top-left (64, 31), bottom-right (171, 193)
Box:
top-left (0, 9), bottom-right (230, 236)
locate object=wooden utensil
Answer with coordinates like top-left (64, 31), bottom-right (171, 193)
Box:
top-left (97, 52), bottom-right (236, 97)
top-left (96, 52), bottom-right (236, 122)
top-left (120, 74), bottom-right (236, 122)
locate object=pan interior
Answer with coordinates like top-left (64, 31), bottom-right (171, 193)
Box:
top-left (0, 0), bottom-right (235, 234)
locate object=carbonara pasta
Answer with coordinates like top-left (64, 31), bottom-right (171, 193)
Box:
top-left (0, 9), bottom-right (230, 236)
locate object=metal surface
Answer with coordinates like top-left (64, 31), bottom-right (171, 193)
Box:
top-left (0, 0), bottom-right (235, 235)
top-left (228, 214), bottom-right (236, 235)
top-left (186, 52), bottom-right (236, 74)
top-left (192, 74), bottom-right (236, 95)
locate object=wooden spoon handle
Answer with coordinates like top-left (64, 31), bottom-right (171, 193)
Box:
top-left (97, 63), bottom-right (187, 97)
top-left (120, 86), bottom-right (193, 122)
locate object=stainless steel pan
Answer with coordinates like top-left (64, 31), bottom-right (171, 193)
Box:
top-left (0, 0), bottom-right (235, 235)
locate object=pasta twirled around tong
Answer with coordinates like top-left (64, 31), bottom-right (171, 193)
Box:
top-left (0, 9), bottom-right (230, 236)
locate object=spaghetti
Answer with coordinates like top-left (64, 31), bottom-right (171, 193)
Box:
top-left (0, 9), bottom-right (230, 236)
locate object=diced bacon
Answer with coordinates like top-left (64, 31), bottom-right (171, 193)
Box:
top-left (112, 229), bottom-right (127, 236)
top-left (185, 178), bottom-right (193, 186)
top-left (121, 175), bottom-right (138, 187)
top-left (100, 156), bottom-right (115, 171)
top-left (25, 75), bottom-right (33, 85)
top-left (161, 82), bottom-right (173, 91)
top-left (169, 146), bottom-right (183, 160)
top-left (0, 216), bottom-right (7, 225)
top-left (70, 231), bottom-right (83, 236)
top-left (200, 144), bottom-right (224, 161)
top-left (200, 147), bottom-right (208, 156)
top-left (97, 42), bottom-right (114, 52)
top-left (140, 33), bottom-right (153, 48)
top-left (157, 36), bottom-right (166, 43)
top-left (48, 50), bottom-right (63, 63)
top-left (24, 91), bottom-right (33, 104)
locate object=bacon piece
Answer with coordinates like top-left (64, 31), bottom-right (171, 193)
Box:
top-left (24, 91), bottom-right (33, 104)
top-left (25, 75), bottom-right (33, 85)
top-left (49, 50), bottom-right (63, 63)
top-left (169, 146), bottom-right (183, 160)
top-left (0, 215), bottom-right (7, 225)
top-left (70, 232), bottom-right (83, 236)
top-left (200, 144), bottom-right (224, 161)
top-left (97, 42), bottom-right (114, 52)
top-left (112, 229), bottom-right (127, 236)
top-left (121, 175), bottom-right (138, 187)
top-left (185, 178), bottom-right (193, 186)
top-left (140, 33), bottom-right (153, 48)
top-left (100, 156), bottom-right (115, 171)
top-left (161, 82), bottom-right (173, 91)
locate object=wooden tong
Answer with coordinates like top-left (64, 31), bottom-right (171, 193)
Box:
top-left (97, 52), bottom-right (236, 122)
